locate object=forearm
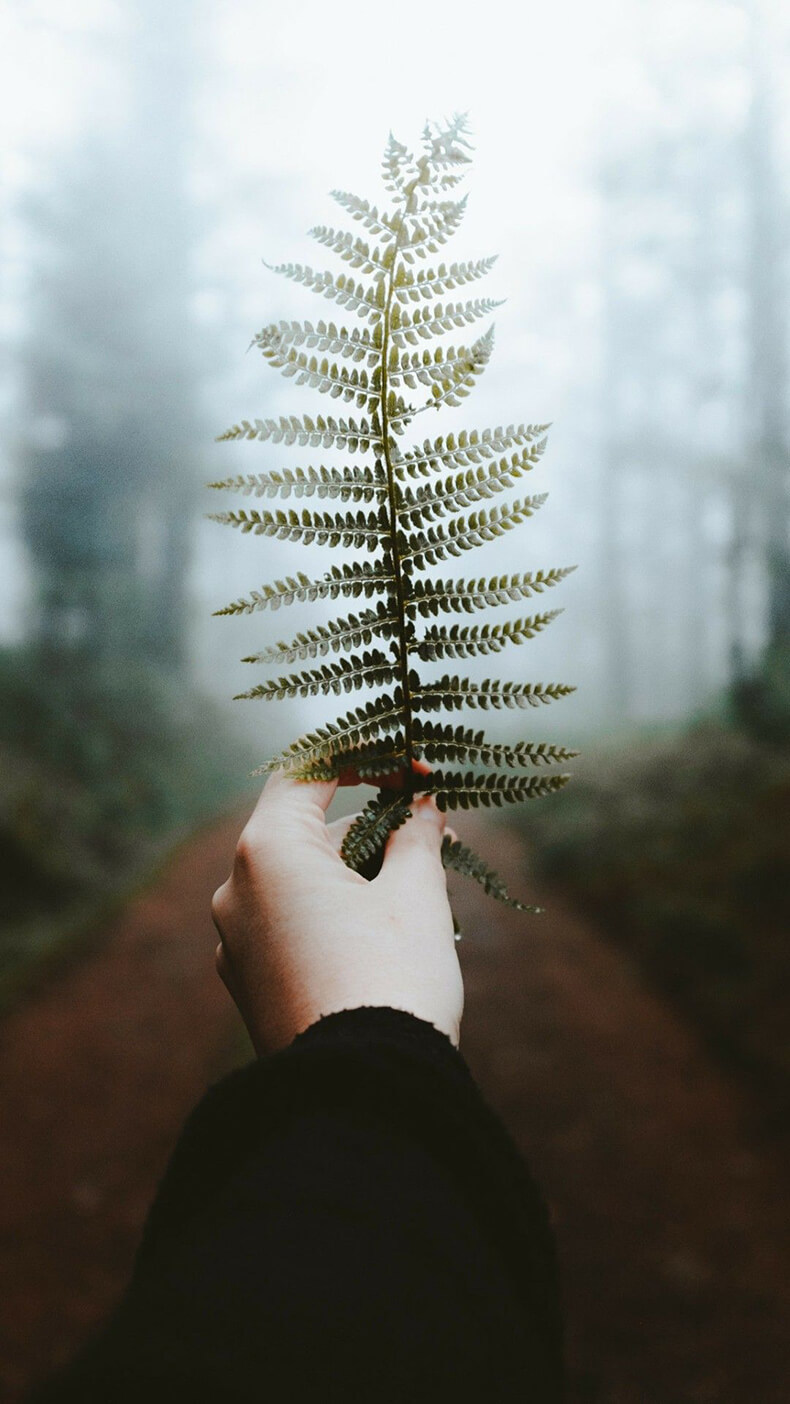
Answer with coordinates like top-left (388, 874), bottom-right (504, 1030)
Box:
top-left (33, 1008), bottom-right (563, 1403)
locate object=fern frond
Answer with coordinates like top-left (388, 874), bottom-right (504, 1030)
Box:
top-left (398, 443), bottom-right (547, 521)
top-left (393, 257), bottom-right (498, 303)
top-left (262, 694), bottom-right (407, 772)
top-left (213, 563), bottom-right (395, 617)
top-left (242, 604), bottom-right (399, 663)
top-left (340, 792), bottom-right (412, 871)
top-left (398, 197), bottom-right (468, 261)
top-left (413, 675), bottom-right (576, 711)
top-left (414, 611), bottom-right (562, 660)
top-left (251, 319), bottom-right (381, 364)
top-left (441, 837), bottom-right (540, 912)
top-left (215, 414), bottom-right (380, 452)
top-left (419, 327), bottom-right (495, 410)
top-left (292, 734), bottom-right (408, 781)
top-left (414, 720), bottom-right (579, 768)
top-left (391, 298), bottom-right (503, 344)
top-left (266, 263), bottom-right (381, 320)
top-left (256, 334), bottom-right (390, 412)
top-left (382, 133), bottom-right (414, 195)
top-left (406, 567), bottom-right (576, 617)
top-left (421, 115), bottom-right (474, 175)
top-left (216, 118), bottom-right (576, 912)
top-left (390, 336), bottom-right (494, 389)
top-left (420, 769), bottom-right (570, 810)
top-left (208, 504), bottom-right (389, 550)
top-left (236, 650), bottom-right (397, 702)
top-left (308, 227), bottom-right (394, 277)
top-left (393, 424), bottom-right (550, 479)
top-left (402, 495), bottom-right (547, 567)
top-left (208, 466), bottom-right (385, 502)
top-left (330, 191), bottom-right (399, 239)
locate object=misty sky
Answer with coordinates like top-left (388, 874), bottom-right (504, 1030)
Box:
top-left (1, 0), bottom-right (787, 740)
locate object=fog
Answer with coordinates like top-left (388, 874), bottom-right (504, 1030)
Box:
top-left (1, 0), bottom-right (788, 754)
top-left (3, 10), bottom-right (790, 1398)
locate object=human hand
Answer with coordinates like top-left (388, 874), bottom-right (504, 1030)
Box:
top-left (211, 770), bottom-right (463, 1055)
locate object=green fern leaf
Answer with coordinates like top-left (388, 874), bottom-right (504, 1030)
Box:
top-left (340, 792), bottom-right (412, 872)
top-left (255, 330), bottom-right (389, 410)
top-left (208, 466), bottom-right (385, 502)
top-left (413, 675), bottom-right (576, 712)
top-left (214, 117), bottom-right (576, 913)
top-left (261, 693), bottom-right (407, 773)
top-left (208, 504), bottom-right (389, 550)
top-left (393, 257), bottom-right (498, 303)
top-left (390, 337), bottom-right (495, 390)
top-left (393, 424), bottom-right (549, 479)
top-left (414, 611), bottom-right (562, 660)
top-left (402, 495), bottom-right (547, 567)
top-left (265, 263), bottom-right (382, 320)
top-left (308, 227), bottom-right (394, 277)
top-left (414, 720), bottom-right (578, 769)
top-left (391, 298), bottom-right (503, 344)
top-left (420, 115), bottom-right (474, 175)
top-left (236, 651), bottom-right (397, 702)
top-left (215, 414), bottom-right (380, 451)
top-left (406, 567), bottom-right (576, 617)
top-left (419, 769), bottom-right (571, 810)
top-left (441, 837), bottom-right (540, 912)
top-left (382, 133), bottom-right (413, 195)
top-left (251, 319), bottom-right (381, 364)
top-left (242, 605), bottom-right (399, 664)
top-left (213, 562), bottom-right (395, 617)
top-left (292, 734), bottom-right (408, 782)
top-left (399, 443), bottom-right (547, 522)
top-left (397, 198), bottom-right (468, 261)
top-left (420, 327), bottom-right (494, 410)
top-left (330, 191), bottom-right (400, 240)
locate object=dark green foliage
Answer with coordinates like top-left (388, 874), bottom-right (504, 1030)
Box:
top-left (341, 793), bottom-right (413, 872)
top-left (522, 725), bottom-right (790, 1106)
top-left (416, 769), bottom-right (570, 811)
top-left (0, 645), bottom-right (253, 994)
top-left (441, 838), bottom-right (541, 912)
top-left (212, 117), bottom-right (576, 909)
top-left (730, 641), bottom-right (790, 745)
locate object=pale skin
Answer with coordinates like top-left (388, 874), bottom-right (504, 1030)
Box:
top-left (211, 769), bottom-right (464, 1055)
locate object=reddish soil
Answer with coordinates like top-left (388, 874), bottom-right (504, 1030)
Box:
top-left (0, 813), bottom-right (245, 1403)
top-left (1, 810), bottom-right (789, 1403)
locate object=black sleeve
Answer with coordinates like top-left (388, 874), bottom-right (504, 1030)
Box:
top-left (31, 1006), bottom-right (563, 1403)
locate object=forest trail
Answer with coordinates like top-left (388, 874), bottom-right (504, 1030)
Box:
top-left (1, 809), bottom-right (788, 1404)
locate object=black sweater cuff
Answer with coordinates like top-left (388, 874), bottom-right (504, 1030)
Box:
top-left (33, 1005), bottom-right (564, 1403)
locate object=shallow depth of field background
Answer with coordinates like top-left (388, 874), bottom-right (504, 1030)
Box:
top-left (1, 2), bottom-right (789, 1401)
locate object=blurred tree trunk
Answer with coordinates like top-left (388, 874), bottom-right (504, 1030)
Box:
top-left (746, 0), bottom-right (790, 661)
top-left (598, 174), bottom-right (633, 724)
top-left (19, 0), bottom-right (200, 674)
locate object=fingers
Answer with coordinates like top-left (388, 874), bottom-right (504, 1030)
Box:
top-left (248, 767), bottom-right (339, 831)
top-left (379, 795), bottom-right (447, 880)
top-left (337, 756), bottom-right (433, 790)
top-left (325, 811), bottom-right (362, 854)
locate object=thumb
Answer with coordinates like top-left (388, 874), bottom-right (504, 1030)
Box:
top-left (251, 767), bottom-right (339, 826)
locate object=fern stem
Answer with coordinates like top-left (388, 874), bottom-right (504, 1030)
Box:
top-left (379, 188), bottom-right (421, 787)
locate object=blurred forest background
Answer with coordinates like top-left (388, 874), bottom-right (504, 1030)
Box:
top-left (1, 0), bottom-right (789, 1399)
top-left (3, 0), bottom-right (787, 1091)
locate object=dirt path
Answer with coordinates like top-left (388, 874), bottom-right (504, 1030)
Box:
top-left (1, 811), bottom-right (789, 1403)
top-left (454, 821), bottom-right (790, 1404)
top-left (0, 811), bottom-right (248, 1403)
